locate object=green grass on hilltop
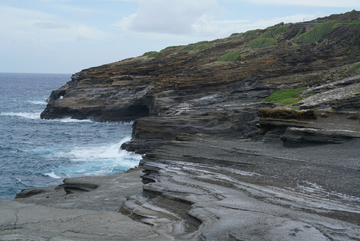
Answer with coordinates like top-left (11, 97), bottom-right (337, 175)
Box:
top-left (243, 30), bottom-right (259, 39)
top-left (260, 25), bottom-right (288, 38)
top-left (295, 29), bottom-right (304, 38)
top-left (176, 41), bottom-right (212, 53)
top-left (194, 44), bottom-right (212, 52)
top-left (296, 19), bottom-right (340, 44)
top-left (248, 38), bottom-right (277, 49)
top-left (264, 87), bottom-right (308, 106)
top-left (143, 51), bottom-right (163, 58)
top-left (160, 46), bottom-right (180, 52)
top-left (218, 51), bottom-right (241, 62)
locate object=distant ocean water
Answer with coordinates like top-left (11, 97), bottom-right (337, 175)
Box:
top-left (0, 73), bottom-right (141, 200)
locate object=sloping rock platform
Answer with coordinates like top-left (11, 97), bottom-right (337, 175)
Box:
top-left (0, 170), bottom-right (171, 240)
top-left (2, 135), bottom-right (360, 240)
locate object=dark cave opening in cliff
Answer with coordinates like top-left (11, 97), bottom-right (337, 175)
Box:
top-left (126, 105), bottom-right (150, 118)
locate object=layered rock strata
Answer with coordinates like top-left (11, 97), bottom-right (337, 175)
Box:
top-left (5, 11), bottom-right (360, 240)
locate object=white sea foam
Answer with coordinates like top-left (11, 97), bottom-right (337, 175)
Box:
top-left (54, 118), bottom-right (92, 123)
top-left (0, 112), bottom-right (40, 120)
top-left (68, 137), bottom-right (132, 160)
top-left (27, 100), bottom-right (47, 105)
top-left (56, 137), bottom-right (140, 177)
top-left (44, 170), bottom-right (61, 179)
top-left (26, 136), bottom-right (139, 179)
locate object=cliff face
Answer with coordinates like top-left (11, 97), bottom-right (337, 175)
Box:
top-left (41, 12), bottom-right (360, 152)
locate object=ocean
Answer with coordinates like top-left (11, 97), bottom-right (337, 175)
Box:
top-left (0, 73), bottom-right (141, 200)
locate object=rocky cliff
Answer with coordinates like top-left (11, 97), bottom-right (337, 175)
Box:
top-left (41, 11), bottom-right (360, 152)
top-left (7, 11), bottom-right (360, 240)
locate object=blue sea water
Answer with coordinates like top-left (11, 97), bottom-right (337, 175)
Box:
top-left (0, 73), bottom-right (141, 200)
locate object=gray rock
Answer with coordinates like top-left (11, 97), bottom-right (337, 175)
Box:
top-left (281, 127), bottom-right (360, 147)
top-left (0, 198), bottom-right (170, 241)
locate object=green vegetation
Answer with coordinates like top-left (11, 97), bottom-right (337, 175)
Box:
top-left (248, 38), bottom-right (277, 49)
top-left (267, 22), bottom-right (284, 29)
top-left (296, 19), bottom-right (340, 44)
top-left (243, 29), bottom-right (259, 39)
top-left (160, 46), bottom-right (180, 52)
top-left (143, 51), bottom-right (163, 58)
top-left (340, 40), bottom-right (347, 45)
top-left (194, 44), bottom-right (212, 51)
top-left (196, 41), bottom-right (209, 45)
top-left (346, 62), bottom-right (360, 74)
top-left (218, 51), bottom-right (241, 62)
top-left (260, 25), bottom-right (288, 38)
top-left (233, 33), bottom-right (244, 39)
top-left (231, 33), bottom-right (241, 37)
top-left (176, 41), bottom-right (212, 53)
top-left (148, 81), bottom-right (157, 86)
top-left (352, 88), bottom-right (360, 94)
top-left (348, 21), bottom-right (360, 28)
top-left (347, 46), bottom-right (359, 53)
top-left (264, 87), bottom-right (308, 106)
top-left (295, 29), bottom-right (304, 38)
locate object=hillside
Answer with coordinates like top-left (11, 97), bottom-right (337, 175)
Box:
top-left (40, 10), bottom-right (360, 152)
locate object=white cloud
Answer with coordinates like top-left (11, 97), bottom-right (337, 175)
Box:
top-left (0, 4), bottom-right (110, 45)
top-left (115, 0), bottom-right (328, 39)
top-left (191, 15), bottom-right (218, 36)
top-left (239, 0), bottom-right (360, 8)
top-left (118, 10), bottom-right (318, 41)
top-left (117, 0), bottom-right (219, 35)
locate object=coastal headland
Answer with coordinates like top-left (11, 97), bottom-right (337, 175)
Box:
top-left (1, 11), bottom-right (360, 240)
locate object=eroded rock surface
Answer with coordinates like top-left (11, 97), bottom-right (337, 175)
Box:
top-left (5, 11), bottom-right (360, 240)
top-left (0, 170), bottom-right (172, 241)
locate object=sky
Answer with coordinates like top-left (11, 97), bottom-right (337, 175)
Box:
top-left (0, 0), bottom-right (359, 74)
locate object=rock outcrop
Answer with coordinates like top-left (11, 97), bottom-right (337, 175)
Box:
top-left (40, 11), bottom-right (360, 152)
top-left (7, 11), bottom-right (360, 240)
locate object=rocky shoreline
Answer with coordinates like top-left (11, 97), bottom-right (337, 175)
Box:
top-left (2, 133), bottom-right (360, 240)
top-left (1, 11), bottom-right (360, 240)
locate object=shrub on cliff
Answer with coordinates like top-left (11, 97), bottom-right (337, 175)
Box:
top-left (243, 29), bottom-right (259, 39)
top-left (248, 38), bottom-right (277, 48)
top-left (260, 25), bottom-right (288, 38)
top-left (296, 20), bottom-right (340, 44)
top-left (194, 44), bottom-right (212, 52)
top-left (346, 62), bottom-right (360, 74)
top-left (160, 46), bottom-right (180, 53)
top-left (218, 51), bottom-right (241, 62)
top-left (176, 41), bottom-right (212, 53)
top-left (143, 51), bottom-right (163, 58)
top-left (348, 20), bottom-right (360, 28)
top-left (264, 87), bottom-right (307, 106)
